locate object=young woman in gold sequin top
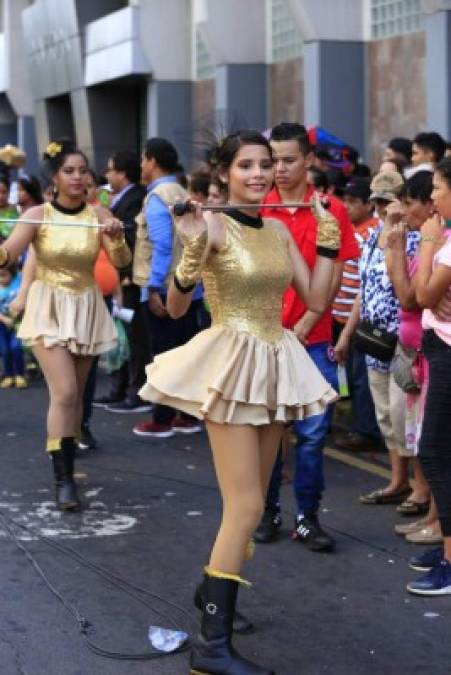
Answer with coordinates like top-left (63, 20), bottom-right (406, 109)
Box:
top-left (139, 131), bottom-right (341, 675)
top-left (0, 140), bottom-right (131, 511)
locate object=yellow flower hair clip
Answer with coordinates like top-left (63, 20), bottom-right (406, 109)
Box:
top-left (46, 142), bottom-right (62, 158)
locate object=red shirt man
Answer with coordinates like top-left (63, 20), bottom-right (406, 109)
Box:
top-left (262, 185), bottom-right (359, 344)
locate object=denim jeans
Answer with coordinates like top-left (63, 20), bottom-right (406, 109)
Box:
top-left (266, 342), bottom-right (338, 516)
top-left (0, 325), bottom-right (24, 376)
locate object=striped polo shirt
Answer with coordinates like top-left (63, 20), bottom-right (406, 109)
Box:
top-left (332, 217), bottom-right (378, 324)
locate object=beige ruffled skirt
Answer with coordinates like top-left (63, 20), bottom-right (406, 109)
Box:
top-left (139, 325), bottom-right (338, 425)
top-left (18, 280), bottom-right (117, 356)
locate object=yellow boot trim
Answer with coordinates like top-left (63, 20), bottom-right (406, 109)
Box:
top-left (46, 437), bottom-right (62, 453)
top-left (204, 566), bottom-right (251, 588)
top-left (244, 539), bottom-right (256, 561)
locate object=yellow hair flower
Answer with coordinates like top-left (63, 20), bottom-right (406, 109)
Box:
top-left (46, 142), bottom-right (62, 158)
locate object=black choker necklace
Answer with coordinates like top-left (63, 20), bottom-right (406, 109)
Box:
top-left (51, 200), bottom-right (86, 215)
top-left (227, 209), bottom-right (263, 229)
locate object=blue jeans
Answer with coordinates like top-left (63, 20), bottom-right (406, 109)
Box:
top-left (266, 342), bottom-right (338, 516)
top-left (0, 325), bottom-right (24, 376)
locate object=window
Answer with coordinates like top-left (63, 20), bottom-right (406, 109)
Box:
top-left (371, 0), bottom-right (424, 39)
top-left (195, 29), bottom-right (214, 80)
top-left (266, 0), bottom-right (303, 63)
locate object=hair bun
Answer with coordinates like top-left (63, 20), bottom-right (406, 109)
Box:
top-left (43, 137), bottom-right (76, 162)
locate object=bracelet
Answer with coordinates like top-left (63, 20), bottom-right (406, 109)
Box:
top-left (174, 274), bottom-right (196, 294)
top-left (0, 246), bottom-right (9, 268)
top-left (316, 245), bottom-right (338, 259)
top-left (421, 235), bottom-right (439, 244)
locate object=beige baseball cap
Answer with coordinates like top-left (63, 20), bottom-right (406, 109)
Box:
top-left (370, 170), bottom-right (404, 202)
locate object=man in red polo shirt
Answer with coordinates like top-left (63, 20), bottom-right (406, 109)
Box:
top-left (255, 123), bottom-right (359, 552)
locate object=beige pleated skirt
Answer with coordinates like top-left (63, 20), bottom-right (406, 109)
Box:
top-left (139, 325), bottom-right (338, 425)
top-left (18, 280), bottom-right (117, 356)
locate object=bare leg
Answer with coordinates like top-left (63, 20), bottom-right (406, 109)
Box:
top-left (32, 344), bottom-right (79, 438)
top-left (258, 423), bottom-right (285, 495)
top-left (206, 422), bottom-right (264, 575)
top-left (73, 355), bottom-right (94, 437)
top-left (409, 457), bottom-right (431, 503)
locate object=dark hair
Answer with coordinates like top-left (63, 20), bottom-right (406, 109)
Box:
top-left (42, 138), bottom-right (88, 176)
top-left (352, 163), bottom-right (371, 179)
top-left (213, 130), bottom-right (272, 173)
top-left (308, 167), bottom-right (329, 192)
top-left (144, 137), bottom-right (179, 173)
top-left (326, 169), bottom-right (347, 197)
top-left (86, 168), bottom-right (97, 184)
top-left (435, 157), bottom-right (451, 188)
top-left (388, 137), bottom-right (412, 163)
top-left (110, 151), bottom-right (140, 184)
top-left (400, 170), bottom-right (433, 203)
top-left (0, 174), bottom-right (10, 190)
top-left (414, 132), bottom-right (446, 163)
top-left (270, 122), bottom-right (312, 156)
top-left (210, 173), bottom-right (228, 196)
top-left (18, 175), bottom-right (43, 205)
top-left (175, 163), bottom-right (188, 189)
top-left (190, 170), bottom-right (210, 199)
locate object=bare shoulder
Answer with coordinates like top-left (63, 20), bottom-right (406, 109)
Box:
top-left (20, 204), bottom-right (45, 222)
top-left (205, 211), bottom-right (227, 251)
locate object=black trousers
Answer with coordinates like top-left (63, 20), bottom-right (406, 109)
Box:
top-left (144, 297), bottom-right (211, 425)
top-left (419, 330), bottom-right (451, 537)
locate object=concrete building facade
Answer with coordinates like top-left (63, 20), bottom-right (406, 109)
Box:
top-left (0, 0), bottom-right (450, 171)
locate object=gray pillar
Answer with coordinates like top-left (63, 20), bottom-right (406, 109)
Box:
top-left (304, 41), bottom-right (365, 155)
top-left (147, 80), bottom-right (193, 168)
top-left (17, 116), bottom-right (39, 175)
top-left (426, 11), bottom-right (451, 138)
top-left (215, 64), bottom-right (267, 131)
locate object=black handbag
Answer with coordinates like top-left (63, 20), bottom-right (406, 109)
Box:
top-left (355, 230), bottom-right (398, 362)
top-left (354, 320), bottom-right (398, 362)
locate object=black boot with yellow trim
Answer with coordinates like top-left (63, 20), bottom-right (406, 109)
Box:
top-left (190, 567), bottom-right (274, 675)
top-left (47, 437), bottom-right (80, 511)
top-left (194, 541), bottom-right (255, 635)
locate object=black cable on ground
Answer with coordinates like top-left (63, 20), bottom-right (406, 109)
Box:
top-left (0, 510), bottom-right (193, 661)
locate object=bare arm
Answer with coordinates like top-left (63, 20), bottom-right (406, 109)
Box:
top-left (293, 261), bottom-right (343, 343)
top-left (94, 205), bottom-right (132, 269)
top-left (385, 226), bottom-right (418, 311)
top-left (334, 294), bottom-right (361, 363)
top-left (9, 246), bottom-right (37, 318)
top-left (0, 205), bottom-right (43, 262)
top-left (415, 215), bottom-right (451, 308)
top-left (286, 231), bottom-right (336, 314)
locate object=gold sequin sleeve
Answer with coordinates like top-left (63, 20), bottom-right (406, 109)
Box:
top-left (102, 234), bottom-right (132, 269)
top-left (174, 230), bottom-right (208, 287)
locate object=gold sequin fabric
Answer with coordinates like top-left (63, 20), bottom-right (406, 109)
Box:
top-left (18, 202), bottom-right (117, 355)
top-left (34, 202), bottom-right (100, 292)
top-left (203, 215), bottom-right (292, 343)
top-left (139, 215), bottom-right (338, 425)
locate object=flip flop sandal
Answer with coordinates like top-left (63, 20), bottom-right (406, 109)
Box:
top-left (396, 498), bottom-right (430, 516)
top-left (359, 486), bottom-right (411, 505)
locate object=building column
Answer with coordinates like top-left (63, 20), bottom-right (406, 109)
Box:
top-left (425, 10), bottom-right (451, 138)
top-left (304, 40), bottom-right (365, 154)
top-left (146, 80), bottom-right (193, 168)
top-left (215, 64), bottom-right (267, 131)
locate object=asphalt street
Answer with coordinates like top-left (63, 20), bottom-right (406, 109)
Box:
top-left (0, 377), bottom-right (450, 675)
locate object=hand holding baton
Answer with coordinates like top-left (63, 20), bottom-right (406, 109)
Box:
top-left (173, 197), bottom-right (331, 217)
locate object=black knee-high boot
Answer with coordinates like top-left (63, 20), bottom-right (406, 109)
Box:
top-left (190, 571), bottom-right (274, 675)
top-left (49, 437), bottom-right (80, 511)
top-left (194, 578), bottom-right (254, 635)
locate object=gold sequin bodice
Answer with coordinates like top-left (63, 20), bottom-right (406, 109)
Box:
top-left (34, 203), bottom-right (101, 292)
top-left (202, 215), bottom-right (292, 343)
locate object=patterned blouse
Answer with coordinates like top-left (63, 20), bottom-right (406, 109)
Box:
top-left (359, 222), bottom-right (421, 372)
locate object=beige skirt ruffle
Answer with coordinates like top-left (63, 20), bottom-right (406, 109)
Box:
top-left (18, 280), bottom-right (117, 356)
top-left (139, 325), bottom-right (338, 425)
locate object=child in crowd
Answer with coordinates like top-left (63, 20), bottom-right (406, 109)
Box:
top-left (0, 264), bottom-right (27, 388)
